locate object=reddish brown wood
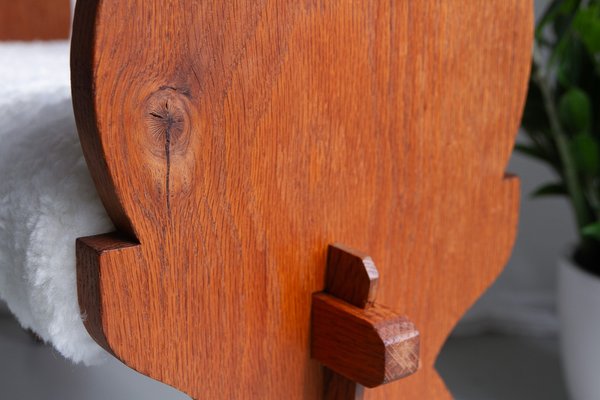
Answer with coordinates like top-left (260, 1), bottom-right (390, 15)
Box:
top-left (0, 0), bottom-right (70, 40)
top-left (71, 0), bottom-right (533, 398)
top-left (324, 244), bottom-right (374, 400)
top-left (312, 294), bottom-right (419, 388)
top-left (324, 369), bottom-right (365, 400)
top-left (326, 244), bottom-right (379, 309)
top-left (317, 244), bottom-right (417, 399)
top-left (76, 233), bottom-right (141, 354)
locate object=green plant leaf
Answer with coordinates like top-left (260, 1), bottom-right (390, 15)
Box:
top-left (570, 133), bottom-right (600, 174)
top-left (531, 182), bottom-right (568, 197)
top-left (573, 5), bottom-right (600, 56)
top-left (582, 221), bottom-right (600, 240)
top-left (558, 37), bottom-right (585, 87)
top-left (550, 31), bottom-right (573, 70)
top-left (559, 88), bottom-right (592, 134)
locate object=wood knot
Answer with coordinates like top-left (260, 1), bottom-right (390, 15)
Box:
top-left (145, 87), bottom-right (190, 150)
top-left (142, 86), bottom-right (194, 211)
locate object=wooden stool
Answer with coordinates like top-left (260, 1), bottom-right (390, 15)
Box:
top-left (72, 1), bottom-right (533, 398)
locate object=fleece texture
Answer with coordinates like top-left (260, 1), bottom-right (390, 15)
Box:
top-left (0, 41), bottom-right (111, 365)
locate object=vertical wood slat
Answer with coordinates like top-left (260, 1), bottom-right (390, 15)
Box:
top-left (324, 369), bottom-right (365, 400)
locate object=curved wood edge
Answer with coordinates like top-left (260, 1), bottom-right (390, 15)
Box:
top-left (71, 0), bottom-right (136, 237)
top-left (312, 294), bottom-right (419, 388)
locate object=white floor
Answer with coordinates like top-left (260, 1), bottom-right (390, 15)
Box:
top-left (0, 314), bottom-right (568, 399)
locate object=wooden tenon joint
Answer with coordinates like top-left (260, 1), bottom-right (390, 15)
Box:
top-left (312, 244), bottom-right (420, 399)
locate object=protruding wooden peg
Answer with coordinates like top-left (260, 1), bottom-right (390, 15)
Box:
top-left (312, 244), bottom-right (420, 399)
top-left (326, 244), bottom-right (379, 309)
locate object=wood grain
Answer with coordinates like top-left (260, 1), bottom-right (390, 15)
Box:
top-left (71, 1), bottom-right (533, 399)
top-left (326, 244), bottom-right (379, 309)
top-left (0, 0), bottom-right (70, 40)
top-left (76, 233), bottom-right (141, 354)
top-left (312, 293), bottom-right (419, 388)
top-left (324, 369), bottom-right (365, 400)
top-left (315, 244), bottom-right (418, 398)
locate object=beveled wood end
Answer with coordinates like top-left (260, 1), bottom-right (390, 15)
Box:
top-left (312, 293), bottom-right (420, 388)
top-left (312, 244), bottom-right (420, 399)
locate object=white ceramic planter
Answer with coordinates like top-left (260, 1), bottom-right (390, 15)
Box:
top-left (558, 257), bottom-right (600, 400)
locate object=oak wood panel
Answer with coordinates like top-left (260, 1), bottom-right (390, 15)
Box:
top-left (71, 1), bottom-right (532, 399)
top-left (0, 0), bottom-right (70, 40)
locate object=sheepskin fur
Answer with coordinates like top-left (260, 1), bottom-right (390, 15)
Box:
top-left (0, 41), bottom-right (111, 365)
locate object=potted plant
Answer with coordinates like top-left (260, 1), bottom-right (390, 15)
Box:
top-left (519, 1), bottom-right (600, 398)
